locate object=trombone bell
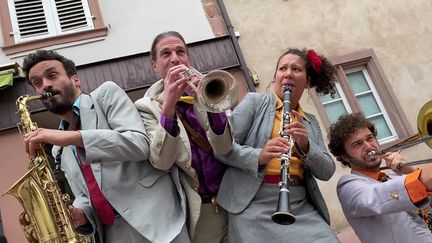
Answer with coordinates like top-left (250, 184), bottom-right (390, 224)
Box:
top-left (417, 99), bottom-right (432, 148)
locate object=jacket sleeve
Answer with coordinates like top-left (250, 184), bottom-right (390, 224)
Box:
top-left (135, 97), bottom-right (182, 170)
top-left (301, 114), bottom-right (336, 181)
top-left (79, 81), bottom-right (150, 163)
top-left (337, 174), bottom-right (430, 218)
top-left (216, 93), bottom-right (262, 175)
top-left (193, 99), bottom-right (234, 155)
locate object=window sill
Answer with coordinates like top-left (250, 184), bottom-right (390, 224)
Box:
top-left (2, 27), bottom-right (108, 55)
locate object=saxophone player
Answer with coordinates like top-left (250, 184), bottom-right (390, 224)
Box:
top-left (216, 48), bottom-right (339, 242)
top-left (21, 50), bottom-right (190, 243)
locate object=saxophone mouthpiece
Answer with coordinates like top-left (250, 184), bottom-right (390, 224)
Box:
top-left (41, 92), bottom-right (53, 100)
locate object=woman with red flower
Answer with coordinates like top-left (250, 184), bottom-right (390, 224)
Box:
top-left (216, 48), bottom-right (339, 242)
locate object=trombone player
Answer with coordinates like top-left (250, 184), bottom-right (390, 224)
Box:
top-left (328, 112), bottom-right (432, 243)
top-left (134, 31), bottom-right (234, 242)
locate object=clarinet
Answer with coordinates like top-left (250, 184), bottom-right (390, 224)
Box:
top-left (271, 85), bottom-right (296, 225)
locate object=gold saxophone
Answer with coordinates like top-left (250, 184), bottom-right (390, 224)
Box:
top-left (4, 94), bottom-right (87, 243)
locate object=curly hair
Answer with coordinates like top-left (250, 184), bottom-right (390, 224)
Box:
top-left (150, 31), bottom-right (188, 61)
top-left (22, 50), bottom-right (76, 83)
top-left (327, 112), bottom-right (377, 167)
top-left (274, 48), bottom-right (337, 97)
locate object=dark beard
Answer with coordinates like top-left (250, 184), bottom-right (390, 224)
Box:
top-left (348, 155), bottom-right (381, 170)
top-left (44, 83), bottom-right (76, 115)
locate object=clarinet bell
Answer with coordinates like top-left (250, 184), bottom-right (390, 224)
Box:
top-left (271, 189), bottom-right (296, 225)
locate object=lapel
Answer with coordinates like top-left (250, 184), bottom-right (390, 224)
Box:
top-left (78, 94), bottom-right (102, 186)
top-left (152, 88), bottom-right (193, 172)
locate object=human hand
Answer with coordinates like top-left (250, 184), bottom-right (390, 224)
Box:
top-left (162, 64), bottom-right (189, 118)
top-left (69, 206), bottom-right (89, 228)
top-left (284, 110), bottom-right (309, 153)
top-left (383, 151), bottom-right (414, 175)
top-left (259, 137), bottom-right (290, 166)
top-left (24, 128), bottom-right (83, 158)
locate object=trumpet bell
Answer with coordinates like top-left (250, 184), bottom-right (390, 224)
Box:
top-left (197, 70), bottom-right (238, 113)
top-left (417, 99), bottom-right (432, 148)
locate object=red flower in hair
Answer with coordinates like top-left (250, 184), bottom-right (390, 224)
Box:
top-left (307, 50), bottom-right (322, 74)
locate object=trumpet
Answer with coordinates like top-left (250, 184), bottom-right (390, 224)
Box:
top-left (181, 66), bottom-right (238, 113)
top-left (271, 85), bottom-right (296, 225)
top-left (375, 99), bottom-right (432, 170)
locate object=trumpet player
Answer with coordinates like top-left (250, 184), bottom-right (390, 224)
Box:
top-left (134, 31), bottom-right (233, 243)
top-left (216, 48), bottom-right (339, 242)
top-left (328, 112), bottom-right (432, 243)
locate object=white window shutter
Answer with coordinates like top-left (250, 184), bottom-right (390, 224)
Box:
top-left (7, 0), bottom-right (94, 43)
top-left (54, 0), bottom-right (92, 32)
top-left (12, 0), bottom-right (49, 39)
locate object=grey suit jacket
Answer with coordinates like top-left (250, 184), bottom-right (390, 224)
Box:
top-left (134, 79), bottom-right (233, 238)
top-left (217, 92), bottom-right (335, 224)
top-left (53, 81), bottom-right (185, 243)
top-left (337, 170), bottom-right (432, 243)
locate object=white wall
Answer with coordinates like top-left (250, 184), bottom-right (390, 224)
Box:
top-left (0, 0), bottom-right (214, 66)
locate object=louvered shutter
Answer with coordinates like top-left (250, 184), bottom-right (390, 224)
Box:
top-left (12, 0), bottom-right (49, 39)
top-left (8, 0), bottom-right (94, 43)
top-left (54, 0), bottom-right (92, 32)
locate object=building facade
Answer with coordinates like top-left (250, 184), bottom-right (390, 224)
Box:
top-left (223, 0), bottom-right (432, 233)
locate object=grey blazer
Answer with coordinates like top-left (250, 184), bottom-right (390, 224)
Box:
top-left (217, 92), bottom-right (335, 224)
top-left (337, 171), bottom-right (432, 243)
top-left (53, 81), bottom-right (185, 243)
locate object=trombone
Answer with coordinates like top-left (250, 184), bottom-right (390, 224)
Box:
top-left (379, 99), bottom-right (432, 170)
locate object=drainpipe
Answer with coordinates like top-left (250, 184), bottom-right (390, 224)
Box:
top-left (217, 0), bottom-right (255, 92)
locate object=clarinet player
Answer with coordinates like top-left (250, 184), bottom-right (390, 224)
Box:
top-left (216, 48), bottom-right (340, 242)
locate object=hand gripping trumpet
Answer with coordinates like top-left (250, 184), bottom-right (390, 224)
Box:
top-left (271, 85), bottom-right (296, 225)
top-left (3, 93), bottom-right (87, 243)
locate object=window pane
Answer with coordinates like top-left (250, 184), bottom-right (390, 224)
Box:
top-left (320, 90), bottom-right (341, 103)
top-left (324, 101), bottom-right (348, 124)
top-left (369, 115), bottom-right (392, 141)
top-left (347, 71), bottom-right (370, 94)
top-left (357, 93), bottom-right (381, 116)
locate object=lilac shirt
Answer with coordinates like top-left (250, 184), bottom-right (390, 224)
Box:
top-left (160, 101), bottom-right (227, 196)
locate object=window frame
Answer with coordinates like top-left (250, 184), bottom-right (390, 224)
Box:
top-left (0, 0), bottom-right (107, 55)
top-left (309, 48), bottom-right (414, 146)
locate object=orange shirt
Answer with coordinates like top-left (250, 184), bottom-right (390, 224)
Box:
top-left (265, 93), bottom-right (309, 179)
top-left (352, 167), bottom-right (432, 203)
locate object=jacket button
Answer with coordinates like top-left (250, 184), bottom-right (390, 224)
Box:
top-left (193, 187), bottom-right (199, 192)
top-left (156, 139), bottom-right (163, 148)
top-left (390, 192), bottom-right (400, 200)
top-left (185, 164), bottom-right (191, 169)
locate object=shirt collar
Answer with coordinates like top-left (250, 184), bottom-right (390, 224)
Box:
top-left (59, 96), bottom-right (81, 130)
top-left (352, 167), bottom-right (386, 181)
top-left (273, 92), bottom-right (310, 122)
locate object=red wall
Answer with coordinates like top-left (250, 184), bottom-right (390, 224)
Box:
top-left (0, 129), bottom-right (29, 243)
